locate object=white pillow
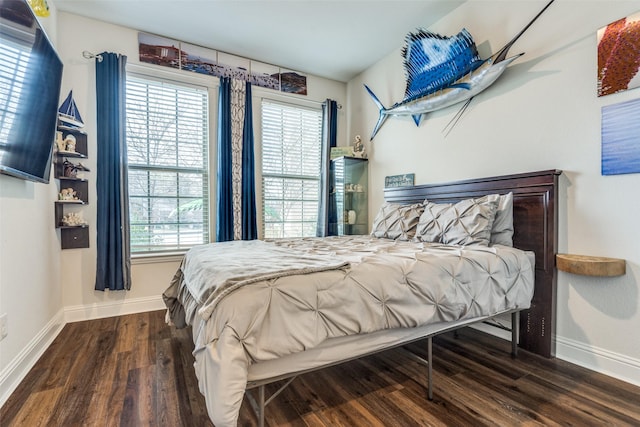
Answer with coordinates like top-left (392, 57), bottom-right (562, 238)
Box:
top-left (415, 196), bottom-right (498, 246)
top-left (370, 202), bottom-right (424, 240)
top-left (490, 192), bottom-right (514, 247)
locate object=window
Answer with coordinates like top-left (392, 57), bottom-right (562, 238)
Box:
top-left (261, 100), bottom-right (323, 238)
top-left (0, 38), bottom-right (29, 146)
top-left (126, 76), bottom-right (209, 253)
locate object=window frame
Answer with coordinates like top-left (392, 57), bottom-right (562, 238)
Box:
top-left (125, 66), bottom-right (218, 260)
top-left (258, 97), bottom-right (323, 239)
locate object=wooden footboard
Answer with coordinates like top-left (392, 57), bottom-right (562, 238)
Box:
top-left (384, 169), bottom-right (561, 357)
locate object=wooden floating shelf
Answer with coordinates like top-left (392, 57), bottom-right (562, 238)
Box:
top-left (55, 200), bottom-right (86, 204)
top-left (556, 254), bottom-right (626, 277)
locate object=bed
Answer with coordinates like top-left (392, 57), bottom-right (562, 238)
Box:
top-left (163, 169), bottom-right (561, 427)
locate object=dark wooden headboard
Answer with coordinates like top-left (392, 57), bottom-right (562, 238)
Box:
top-left (384, 169), bottom-right (561, 358)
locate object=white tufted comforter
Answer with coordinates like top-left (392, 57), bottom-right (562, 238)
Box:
top-left (163, 236), bottom-right (534, 426)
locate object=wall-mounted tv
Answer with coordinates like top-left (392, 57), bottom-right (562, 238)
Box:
top-left (0, 0), bottom-right (63, 184)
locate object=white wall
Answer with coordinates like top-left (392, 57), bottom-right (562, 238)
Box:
top-left (347, 0), bottom-right (640, 385)
top-left (0, 2), bottom-right (65, 404)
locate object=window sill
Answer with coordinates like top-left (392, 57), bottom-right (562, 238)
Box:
top-left (131, 252), bottom-right (185, 265)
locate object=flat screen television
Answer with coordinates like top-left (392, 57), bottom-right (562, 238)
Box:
top-left (0, 0), bottom-right (63, 184)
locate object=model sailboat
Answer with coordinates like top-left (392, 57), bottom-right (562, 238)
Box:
top-left (58, 90), bottom-right (84, 128)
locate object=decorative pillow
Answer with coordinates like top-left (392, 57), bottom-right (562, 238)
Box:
top-left (490, 192), bottom-right (514, 247)
top-left (415, 196), bottom-right (498, 246)
top-left (413, 202), bottom-right (453, 243)
top-left (370, 202), bottom-right (424, 240)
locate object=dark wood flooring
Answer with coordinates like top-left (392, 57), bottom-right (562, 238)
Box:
top-left (1, 310), bottom-right (639, 426)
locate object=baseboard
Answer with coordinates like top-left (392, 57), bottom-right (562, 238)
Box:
top-left (64, 295), bottom-right (166, 323)
top-left (0, 309), bottom-right (66, 408)
top-left (0, 296), bottom-right (166, 409)
top-left (472, 322), bottom-right (640, 388)
top-left (556, 335), bottom-right (640, 388)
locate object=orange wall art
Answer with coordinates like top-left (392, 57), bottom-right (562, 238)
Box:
top-left (597, 12), bottom-right (640, 97)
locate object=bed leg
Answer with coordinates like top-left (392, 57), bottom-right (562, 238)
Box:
top-left (511, 311), bottom-right (520, 358)
top-left (258, 385), bottom-right (265, 427)
top-left (427, 336), bottom-right (433, 400)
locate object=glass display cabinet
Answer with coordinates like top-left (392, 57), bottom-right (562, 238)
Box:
top-left (329, 156), bottom-right (368, 235)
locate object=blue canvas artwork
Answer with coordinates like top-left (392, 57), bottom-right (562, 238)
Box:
top-left (602, 98), bottom-right (640, 175)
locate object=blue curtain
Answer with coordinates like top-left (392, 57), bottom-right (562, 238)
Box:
top-left (241, 81), bottom-right (257, 240)
top-left (95, 52), bottom-right (131, 291)
top-left (216, 77), bottom-right (234, 242)
top-left (316, 99), bottom-right (338, 237)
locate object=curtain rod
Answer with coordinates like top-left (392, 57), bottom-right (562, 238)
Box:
top-left (302, 99), bottom-right (343, 109)
top-left (82, 50), bottom-right (103, 62)
top-left (261, 94), bottom-right (342, 109)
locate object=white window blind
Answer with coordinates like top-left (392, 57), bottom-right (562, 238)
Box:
top-left (126, 76), bottom-right (209, 253)
top-left (261, 100), bottom-right (322, 238)
top-left (0, 40), bottom-right (29, 146)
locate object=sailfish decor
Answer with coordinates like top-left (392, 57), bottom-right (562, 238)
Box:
top-left (365, 0), bottom-right (555, 140)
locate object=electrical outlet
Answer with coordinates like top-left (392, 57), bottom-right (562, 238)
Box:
top-left (0, 313), bottom-right (7, 341)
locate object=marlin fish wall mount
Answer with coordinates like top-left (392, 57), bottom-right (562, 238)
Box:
top-left (365, 0), bottom-right (555, 141)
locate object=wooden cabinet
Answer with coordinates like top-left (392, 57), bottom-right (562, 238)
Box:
top-left (54, 126), bottom-right (90, 249)
top-left (329, 156), bottom-right (368, 236)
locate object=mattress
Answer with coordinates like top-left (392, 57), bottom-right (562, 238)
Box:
top-left (163, 235), bottom-right (535, 426)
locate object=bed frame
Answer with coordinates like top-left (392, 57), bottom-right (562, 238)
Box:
top-left (246, 169), bottom-right (561, 426)
top-left (384, 169), bottom-right (561, 357)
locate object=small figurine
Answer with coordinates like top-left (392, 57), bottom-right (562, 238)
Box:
top-left (59, 188), bottom-right (77, 201)
top-left (62, 212), bottom-right (86, 226)
top-left (63, 160), bottom-right (77, 178)
top-left (64, 134), bottom-right (76, 152)
top-left (63, 160), bottom-right (89, 178)
top-left (28, 0), bottom-right (50, 17)
top-left (55, 131), bottom-right (65, 152)
top-left (352, 135), bottom-right (367, 158)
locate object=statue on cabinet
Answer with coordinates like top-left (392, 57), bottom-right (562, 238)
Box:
top-left (352, 135), bottom-right (366, 158)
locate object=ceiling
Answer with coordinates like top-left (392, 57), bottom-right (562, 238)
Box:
top-left (53, 0), bottom-right (465, 82)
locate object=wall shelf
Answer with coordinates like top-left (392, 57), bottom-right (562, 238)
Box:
top-left (54, 125), bottom-right (90, 249)
top-left (55, 200), bottom-right (86, 204)
top-left (556, 254), bottom-right (626, 277)
top-left (57, 150), bottom-right (87, 159)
